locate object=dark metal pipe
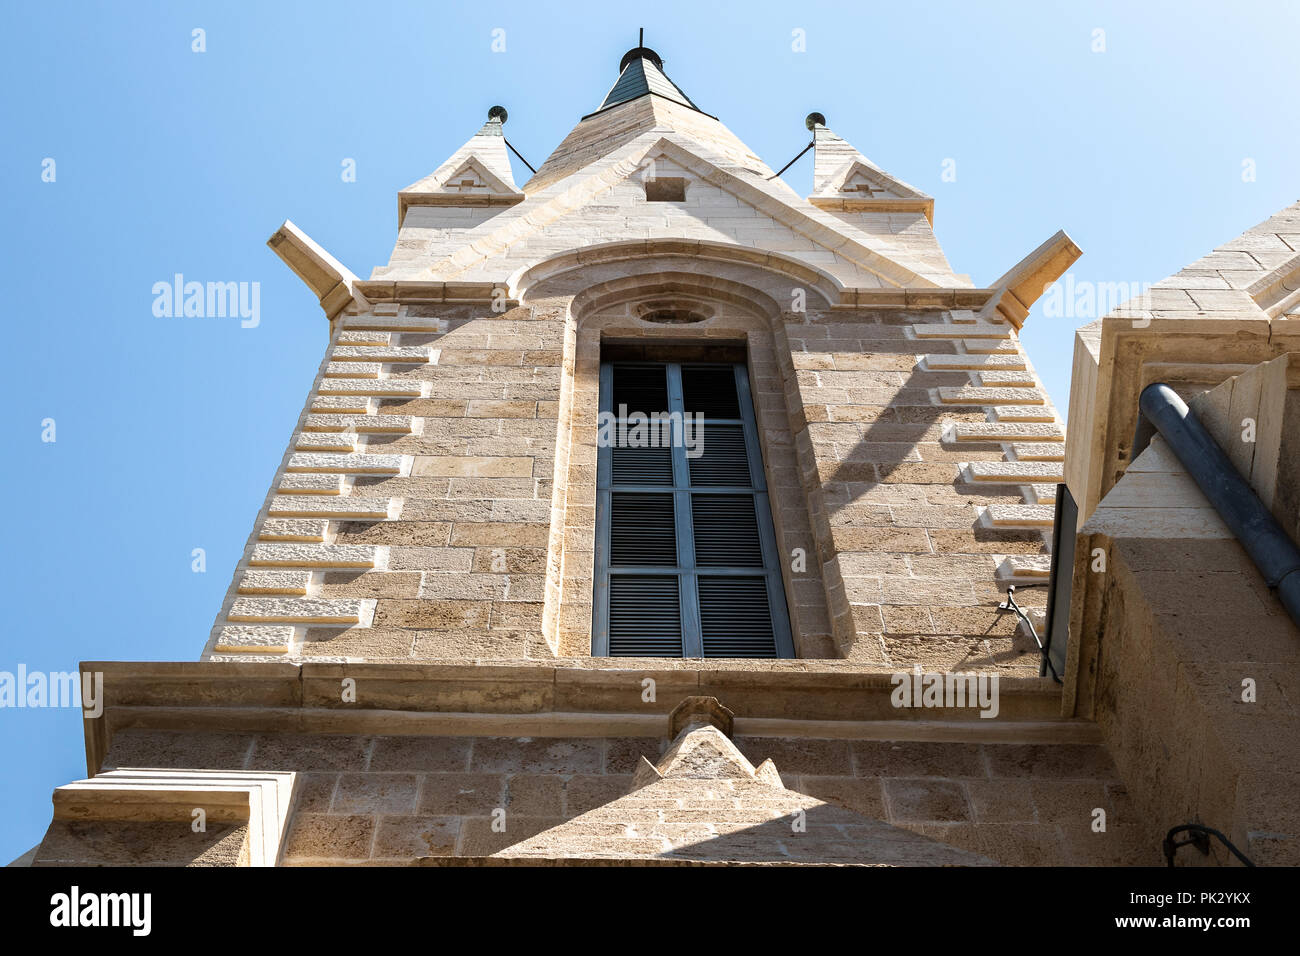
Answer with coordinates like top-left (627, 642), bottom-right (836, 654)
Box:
top-left (504, 138), bottom-right (536, 174)
top-left (1133, 382), bottom-right (1300, 626)
top-left (767, 141), bottom-right (814, 180)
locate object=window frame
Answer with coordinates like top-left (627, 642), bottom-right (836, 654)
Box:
top-left (591, 359), bottom-right (796, 658)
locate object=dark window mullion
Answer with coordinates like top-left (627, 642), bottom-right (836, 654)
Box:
top-left (733, 363), bottom-right (767, 492)
top-left (736, 362), bottom-right (795, 658)
top-left (667, 362), bottom-right (703, 657)
top-left (592, 363), bottom-right (615, 655)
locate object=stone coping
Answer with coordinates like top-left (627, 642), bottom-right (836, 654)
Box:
top-left (79, 659), bottom-right (1071, 775)
top-left (348, 278), bottom-right (995, 311)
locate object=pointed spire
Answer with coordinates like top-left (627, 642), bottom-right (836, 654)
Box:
top-left (591, 37), bottom-right (702, 116)
top-left (808, 115), bottom-right (933, 222)
top-left (397, 106), bottom-right (524, 224)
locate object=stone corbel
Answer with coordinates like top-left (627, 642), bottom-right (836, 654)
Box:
top-left (982, 230), bottom-right (1083, 328)
top-left (267, 220), bottom-right (370, 321)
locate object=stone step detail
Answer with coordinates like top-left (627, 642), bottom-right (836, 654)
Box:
top-left (978, 371), bottom-right (1037, 387)
top-left (227, 597), bottom-right (364, 625)
top-left (938, 387), bottom-right (1046, 406)
top-left (342, 315), bottom-right (448, 332)
top-left (287, 452), bottom-right (404, 474)
top-left (996, 555), bottom-right (1052, 582)
top-left (303, 414), bottom-right (415, 434)
top-left (951, 422), bottom-right (1064, 442)
top-left (325, 362), bottom-right (380, 379)
top-left (278, 474), bottom-right (345, 496)
top-left (237, 570), bottom-right (312, 595)
top-left (257, 518), bottom-right (328, 542)
top-left (965, 461), bottom-right (1066, 483)
top-left (317, 378), bottom-right (424, 397)
top-left (1031, 484), bottom-right (1059, 505)
top-left (964, 339), bottom-right (1021, 354)
top-left (912, 322), bottom-right (1011, 340)
top-left (331, 346), bottom-right (437, 363)
top-left (992, 405), bottom-right (1058, 423)
top-left (338, 330), bottom-right (391, 346)
top-left (295, 433), bottom-right (359, 453)
top-left (983, 504), bottom-right (1056, 528)
top-left (250, 543), bottom-right (378, 568)
top-left (923, 353), bottom-right (1027, 371)
top-left (211, 625), bottom-right (294, 654)
top-left (267, 496), bottom-right (391, 518)
top-left (311, 395), bottom-right (374, 414)
top-left (1011, 442), bottom-right (1066, 461)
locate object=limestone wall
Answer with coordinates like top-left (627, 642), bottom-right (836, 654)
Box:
top-left (77, 728), bottom-right (1148, 866)
top-left (203, 303), bottom-right (563, 661)
top-left (199, 291), bottom-right (1061, 676)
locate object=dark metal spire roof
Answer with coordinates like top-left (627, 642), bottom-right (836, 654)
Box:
top-left (591, 43), bottom-right (703, 116)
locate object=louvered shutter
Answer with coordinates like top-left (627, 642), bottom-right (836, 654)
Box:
top-left (593, 361), bottom-right (794, 659)
top-left (690, 494), bottom-right (763, 567)
top-left (609, 576), bottom-right (683, 656)
top-left (698, 577), bottom-right (776, 657)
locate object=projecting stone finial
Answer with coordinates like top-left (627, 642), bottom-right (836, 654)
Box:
top-left (668, 695), bottom-right (735, 739)
top-left (806, 111), bottom-right (827, 131)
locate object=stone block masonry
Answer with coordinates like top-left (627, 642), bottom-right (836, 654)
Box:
top-left (201, 299), bottom-right (1063, 674)
top-left (785, 308), bottom-right (1059, 672)
top-left (84, 728), bottom-right (1150, 866)
top-left (203, 304), bottom-right (561, 663)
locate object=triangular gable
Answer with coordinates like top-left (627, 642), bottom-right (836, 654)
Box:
top-left (809, 123), bottom-right (934, 222)
top-left (429, 134), bottom-right (950, 289)
top-left (426, 156), bottom-right (517, 198)
top-left (826, 158), bottom-right (929, 202)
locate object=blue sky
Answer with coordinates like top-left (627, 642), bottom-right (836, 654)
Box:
top-left (0, 0), bottom-right (1295, 862)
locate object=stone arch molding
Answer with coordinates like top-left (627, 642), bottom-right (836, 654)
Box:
top-left (513, 238), bottom-right (841, 315)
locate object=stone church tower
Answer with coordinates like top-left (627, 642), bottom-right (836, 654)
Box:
top-left (25, 43), bottom-right (1300, 866)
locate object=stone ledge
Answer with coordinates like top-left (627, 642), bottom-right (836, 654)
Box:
top-left (77, 660), bottom-right (1072, 775)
